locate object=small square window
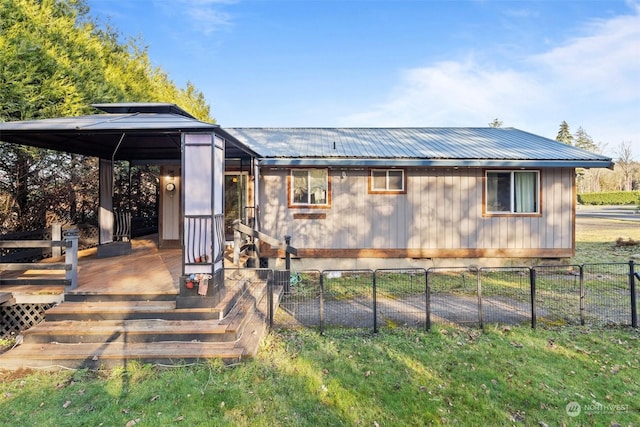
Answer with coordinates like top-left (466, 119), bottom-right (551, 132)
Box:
top-left (370, 169), bottom-right (405, 193)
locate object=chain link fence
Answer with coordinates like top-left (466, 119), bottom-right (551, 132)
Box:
top-left (269, 261), bottom-right (639, 332)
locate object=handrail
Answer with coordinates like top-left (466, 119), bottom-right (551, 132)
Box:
top-left (232, 220), bottom-right (297, 268)
top-left (233, 221), bottom-right (297, 255)
top-left (0, 230), bottom-right (79, 289)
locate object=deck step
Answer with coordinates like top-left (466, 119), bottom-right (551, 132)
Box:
top-left (45, 300), bottom-right (223, 321)
top-left (64, 292), bottom-right (178, 302)
top-left (0, 292), bottom-right (15, 306)
top-left (0, 277), bottom-right (272, 369)
top-left (23, 319), bottom-right (241, 344)
top-left (0, 341), bottom-right (244, 369)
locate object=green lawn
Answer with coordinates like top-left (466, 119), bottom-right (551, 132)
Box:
top-left (1, 325), bottom-right (638, 426)
top-left (1, 217), bottom-right (638, 426)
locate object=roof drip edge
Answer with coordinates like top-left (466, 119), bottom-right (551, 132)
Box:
top-left (259, 158), bottom-right (614, 169)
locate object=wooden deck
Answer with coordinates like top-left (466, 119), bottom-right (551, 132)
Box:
top-left (1, 235), bottom-right (181, 303)
top-left (0, 237), bottom-right (271, 369)
top-left (69, 237), bottom-right (181, 297)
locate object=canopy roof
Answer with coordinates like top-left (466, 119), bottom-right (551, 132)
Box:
top-left (0, 103), bottom-right (255, 162)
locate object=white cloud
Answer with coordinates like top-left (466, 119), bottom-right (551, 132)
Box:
top-left (343, 3), bottom-right (640, 157)
top-left (164, 0), bottom-right (235, 35)
top-left (344, 58), bottom-right (547, 128)
top-left (530, 3), bottom-right (640, 103)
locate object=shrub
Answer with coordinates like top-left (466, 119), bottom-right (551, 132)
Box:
top-left (577, 191), bottom-right (640, 205)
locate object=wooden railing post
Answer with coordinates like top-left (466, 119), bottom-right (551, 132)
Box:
top-left (51, 223), bottom-right (62, 258)
top-left (64, 228), bottom-right (79, 289)
top-left (233, 219), bottom-right (242, 265)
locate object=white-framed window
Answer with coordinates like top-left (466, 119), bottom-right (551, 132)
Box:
top-left (290, 169), bottom-right (329, 207)
top-left (369, 169), bottom-right (405, 193)
top-left (485, 170), bottom-right (540, 214)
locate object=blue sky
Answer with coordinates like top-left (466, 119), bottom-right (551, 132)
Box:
top-left (87, 0), bottom-right (640, 158)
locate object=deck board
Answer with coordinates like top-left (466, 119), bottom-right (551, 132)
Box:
top-left (1, 341), bottom-right (244, 369)
top-left (69, 236), bottom-right (179, 296)
top-left (27, 319), bottom-right (229, 336)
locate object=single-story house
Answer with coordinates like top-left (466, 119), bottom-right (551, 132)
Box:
top-left (0, 103), bottom-right (614, 288)
top-left (222, 127), bottom-right (613, 269)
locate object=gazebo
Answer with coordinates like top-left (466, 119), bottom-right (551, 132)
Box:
top-left (0, 103), bottom-right (258, 305)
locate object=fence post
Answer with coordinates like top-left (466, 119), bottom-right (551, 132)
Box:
top-left (284, 235), bottom-right (291, 271)
top-left (530, 267), bottom-right (536, 329)
top-left (319, 272), bottom-right (325, 334)
top-left (268, 269), bottom-right (274, 330)
top-left (425, 269), bottom-right (431, 332)
top-left (284, 235), bottom-right (292, 293)
top-left (373, 271), bottom-right (378, 333)
top-left (64, 228), bottom-right (79, 290)
top-left (476, 268), bottom-right (483, 330)
top-left (579, 265), bottom-right (585, 326)
top-left (630, 260), bottom-right (637, 328)
top-left (51, 223), bottom-right (62, 258)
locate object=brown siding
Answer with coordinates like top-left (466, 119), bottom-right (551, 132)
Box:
top-left (258, 167), bottom-right (575, 258)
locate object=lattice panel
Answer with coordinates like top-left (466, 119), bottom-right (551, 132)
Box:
top-left (1, 303), bottom-right (54, 338)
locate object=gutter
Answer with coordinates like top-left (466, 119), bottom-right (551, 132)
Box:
top-left (258, 158), bottom-right (614, 169)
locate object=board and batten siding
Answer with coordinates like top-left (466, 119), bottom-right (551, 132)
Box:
top-left (259, 167), bottom-right (575, 259)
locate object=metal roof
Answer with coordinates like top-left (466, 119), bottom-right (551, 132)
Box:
top-left (0, 104), bottom-right (254, 162)
top-left (222, 127), bottom-right (613, 168)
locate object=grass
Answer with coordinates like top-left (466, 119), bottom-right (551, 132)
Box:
top-left (573, 217), bottom-right (640, 265)
top-left (0, 326), bottom-right (638, 426)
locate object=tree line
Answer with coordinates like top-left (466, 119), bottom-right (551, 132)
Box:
top-left (490, 118), bottom-right (639, 194)
top-left (0, 0), bottom-right (211, 233)
top-left (555, 121), bottom-right (638, 194)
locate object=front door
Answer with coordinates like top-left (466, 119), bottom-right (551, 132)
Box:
top-left (224, 173), bottom-right (247, 241)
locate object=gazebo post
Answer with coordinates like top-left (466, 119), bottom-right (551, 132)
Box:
top-left (98, 158), bottom-right (114, 245)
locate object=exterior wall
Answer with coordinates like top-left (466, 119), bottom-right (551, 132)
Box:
top-left (258, 166), bottom-right (575, 267)
top-left (159, 165), bottom-right (181, 248)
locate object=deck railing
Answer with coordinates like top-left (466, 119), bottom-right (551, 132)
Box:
top-left (0, 229), bottom-right (79, 289)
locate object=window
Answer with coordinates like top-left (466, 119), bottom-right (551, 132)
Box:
top-left (486, 170), bottom-right (540, 214)
top-left (369, 169), bottom-right (406, 193)
top-left (290, 169), bottom-right (329, 207)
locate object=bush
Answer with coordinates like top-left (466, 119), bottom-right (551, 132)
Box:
top-left (577, 191), bottom-right (640, 205)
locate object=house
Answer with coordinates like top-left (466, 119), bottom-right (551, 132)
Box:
top-left (221, 127), bottom-right (613, 269)
top-left (0, 104), bottom-right (615, 367)
top-left (0, 105), bottom-right (614, 286)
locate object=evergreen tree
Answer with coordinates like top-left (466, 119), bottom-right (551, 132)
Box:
top-left (574, 127), bottom-right (599, 153)
top-left (556, 121), bottom-right (573, 145)
top-left (488, 118), bottom-right (503, 128)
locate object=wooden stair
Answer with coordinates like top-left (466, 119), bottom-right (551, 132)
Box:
top-left (0, 274), bottom-right (271, 369)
